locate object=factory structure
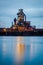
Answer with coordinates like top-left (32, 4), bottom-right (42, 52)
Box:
top-left (10, 9), bottom-right (36, 32)
top-left (0, 9), bottom-right (39, 36)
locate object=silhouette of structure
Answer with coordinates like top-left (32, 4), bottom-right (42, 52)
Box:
top-left (0, 9), bottom-right (43, 36)
top-left (11, 9), bottom-right (36, 32)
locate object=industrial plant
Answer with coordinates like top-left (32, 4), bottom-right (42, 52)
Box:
top-left (11, 9), bottom-right (36, 32)
top-left (0, 9), bottom-right (43, 36)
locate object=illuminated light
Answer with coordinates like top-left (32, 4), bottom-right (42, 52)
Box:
top-left (3, 28), bottom-right (6, 32)
top-left (25, 28), bottom-right (28, 31)
top-left (18, 27), bottom-right (25, 32)
top-left (13, 27), bottom-right (16, 29)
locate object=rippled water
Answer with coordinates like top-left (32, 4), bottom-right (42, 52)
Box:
top-left (0, 36), bottom-right (43, 65)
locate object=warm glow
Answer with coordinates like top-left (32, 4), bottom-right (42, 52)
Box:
top-left (3, 28), bottom-right (6, 32)
top-left (15, 37), bottom-right (25, 62)
top-left (18, 26), bottom-right (25, 32)
top-left (13, 27), bottom-right (16, 29)
top-left (16, 43), bottom-right (25, 56)
top-left (17, 36), bottom-right (24, 44)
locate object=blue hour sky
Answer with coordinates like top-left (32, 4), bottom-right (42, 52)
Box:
top-left (0, 0), bottom-right (43, 28)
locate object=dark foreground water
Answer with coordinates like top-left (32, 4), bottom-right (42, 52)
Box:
top-left (0, 36), bottom-right (43, 65)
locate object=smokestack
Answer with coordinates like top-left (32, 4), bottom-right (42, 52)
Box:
top-left (14, 18), bottom-right (16, 25)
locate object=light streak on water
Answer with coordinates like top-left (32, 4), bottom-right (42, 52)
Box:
top-left (15, 36), bottom-right (25, 63)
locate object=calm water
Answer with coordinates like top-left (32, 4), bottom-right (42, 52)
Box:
top-left (0, 36), bottom-right (43, 65)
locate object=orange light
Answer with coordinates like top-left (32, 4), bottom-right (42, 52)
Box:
top-left (15, 37), bottom-right (25, 62)
top-left (13, 27), bottom-right (16, 29)
top-left (3, 28), bottom-right (6, 32)
top-left (18, 26), bottom-right (25, 32)
top-left (15, 43), bottom-right (25, 62)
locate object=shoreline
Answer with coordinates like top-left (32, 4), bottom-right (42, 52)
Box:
top-left (0, 29), bottom-right (43, 36)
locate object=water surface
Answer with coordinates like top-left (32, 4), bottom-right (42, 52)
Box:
top-left (0, 36), bottom-right (43, 65)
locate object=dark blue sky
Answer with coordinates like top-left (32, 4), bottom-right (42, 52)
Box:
top-left (0, 0), bottom-right (43, 28)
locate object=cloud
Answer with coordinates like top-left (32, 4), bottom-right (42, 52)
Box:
top-left (24, 8), bottom-right (43, 17)
top-left (0, 16), bottom-right (13, 28)
top-left (0, 8), bottom-right (43, 28)
top-left (0, 8), bottom-right (17, 17)
top-left (0, 8), bottom-right (43, 18)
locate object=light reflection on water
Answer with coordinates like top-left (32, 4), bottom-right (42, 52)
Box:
top-left (0, 36), bottom-right (43, 65)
